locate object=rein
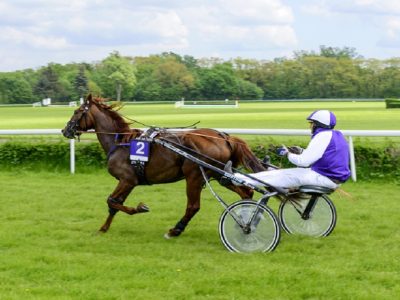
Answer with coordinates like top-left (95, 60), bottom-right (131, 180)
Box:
top-left (124, 117), bottom-right (201, 130)
top-left (72, 99), bottom-right (244, 145)
top-left (157, 137), bottom-right (227, 168)
top-left (76, 129), bottom-right (250, 146)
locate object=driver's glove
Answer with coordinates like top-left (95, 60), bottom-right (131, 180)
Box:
top-left (276, 145), bottom-right (289, 156)
top-left (288, 146), bottom-right (304, 155)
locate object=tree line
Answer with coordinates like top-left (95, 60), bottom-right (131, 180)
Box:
top-left (1, 46), bottom-right (399, 104)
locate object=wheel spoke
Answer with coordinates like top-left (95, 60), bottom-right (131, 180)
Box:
top-left (279, 195), bottom-right (336, 237)
top-left (219, 200), bottom-right (280, 253)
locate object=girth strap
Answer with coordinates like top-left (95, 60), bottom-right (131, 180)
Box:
top-left (131, 161), bottom-right (151, 185)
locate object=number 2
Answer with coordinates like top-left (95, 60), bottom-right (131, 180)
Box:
top-left (136, 142), bottom-right (145, 154)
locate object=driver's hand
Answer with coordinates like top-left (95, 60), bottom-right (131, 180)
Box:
top-left (276, 145), bottom-right (289, 156)
top-left (288, 146), bottom-right (303, 154)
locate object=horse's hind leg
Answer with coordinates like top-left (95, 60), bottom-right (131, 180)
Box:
top-left (99, 180), bottom-right (149, 233)
top-left (166, 174), bottom-right (203, 238)
top-left (227, 185), bottom-right (254, 200)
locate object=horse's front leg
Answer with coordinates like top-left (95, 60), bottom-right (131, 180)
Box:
top-left (99, 180), bottom-right (149, 233)
top-left (165, 175), bottom-right (203, 238)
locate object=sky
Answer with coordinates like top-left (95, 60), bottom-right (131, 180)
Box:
top-left (1, 0), bottom-right (400, 72)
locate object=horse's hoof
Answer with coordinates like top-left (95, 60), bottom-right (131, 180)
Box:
top-left (165, 228), bottom-right (182, 239)
top-left (164, 230), bottom-right (181, 239)
top-left (137, 202), bottom-right (150, 213)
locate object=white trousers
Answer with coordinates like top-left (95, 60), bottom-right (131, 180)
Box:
top-left (234, 168), bottom-right (338, 190)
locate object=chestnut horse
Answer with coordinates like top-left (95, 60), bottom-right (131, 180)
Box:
top-left (62, 94), bottom-right (265, 238)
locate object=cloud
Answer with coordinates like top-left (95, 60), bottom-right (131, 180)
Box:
top-left (0, 27), bottom-right (68, 49)
top-left (302, 0), bottom-right (400, 16)
top-left (221, 0), bottom-right (294, 24)
top-left (0, 0), bottom-right (296, 71)
top-left (303, 0), bottom-right (400, 15)
top-left (301, 0), bottom-right (400, 49)
top-left (378, 16), bottom-right (400, 47)
top-left (180, 0), bottom-right (296, 55)
top-left (61, 9), bottom-right (189, 47)
top-left (352, 0), bottom-right (400, 14)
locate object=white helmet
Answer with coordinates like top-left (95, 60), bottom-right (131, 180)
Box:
top-left (307, 110), bottom-right (336, 129)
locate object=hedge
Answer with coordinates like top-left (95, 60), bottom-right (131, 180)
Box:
top-left (0, 141), bottom-right (399, 180)
top-left (0, 141), bottom-right (106, 171)
top-left (385, 98), bottom-right (400, 109)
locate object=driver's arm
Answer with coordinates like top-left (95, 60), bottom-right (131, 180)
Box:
top-left (287, 131), bottom-right (332, 167)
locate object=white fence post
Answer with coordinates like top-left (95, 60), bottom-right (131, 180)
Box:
top-left (348, 136), bottom-right (357, 182)
top-left (70, 139), bottom-right (75, 174)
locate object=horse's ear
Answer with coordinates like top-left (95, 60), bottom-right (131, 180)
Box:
top-left (85, 94), bottom-right (92, 104)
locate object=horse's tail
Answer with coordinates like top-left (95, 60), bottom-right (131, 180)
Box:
top-left (228, 136), bottom-right (266, 172)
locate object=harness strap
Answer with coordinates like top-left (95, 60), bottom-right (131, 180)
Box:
top-left (131, 161), bottom-right (151, 185)
top-left (217, 131), bottom-right (233, 152)
top-left (107, 134), bottom-right (152, 185)
top-left (107, 144), bottom-right (119, 161)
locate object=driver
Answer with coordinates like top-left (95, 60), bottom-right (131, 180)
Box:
top-left (224, 110), bottom-right (351, 190)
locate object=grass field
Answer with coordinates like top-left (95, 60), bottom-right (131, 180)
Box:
top-left (0, 171), bottom-right (399, 299)
top-left (0, 101), bottom-right (399, 130)
top-left (1, 101), bottom-right (399, 299)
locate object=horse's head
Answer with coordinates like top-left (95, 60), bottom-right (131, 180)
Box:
top-left (62, 94), bottom-right (95, 139)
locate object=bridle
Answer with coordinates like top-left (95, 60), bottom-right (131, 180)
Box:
top-left (63, 102), bottom-right (90, 139)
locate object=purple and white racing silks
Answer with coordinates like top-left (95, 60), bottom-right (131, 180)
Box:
top-left (231, 123), bottom-right (350, 190)
top-left (288, 128), bottom-right (351, 183)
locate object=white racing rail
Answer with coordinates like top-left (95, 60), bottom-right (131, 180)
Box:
top-left (1, 128), bottom-right (399, 181)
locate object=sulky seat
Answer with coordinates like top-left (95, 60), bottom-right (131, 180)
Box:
top-left (299, 185), bottom-right (334, 195)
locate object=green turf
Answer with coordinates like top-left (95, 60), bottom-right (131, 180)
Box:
top-left (1, 102), bottom-right (399, 298)
top-left (1, 101), bottom-right (399, 149)
top-left (0, 171), bottom-right (399, 299)
top-left (1, 101), bottom-right (399, 130)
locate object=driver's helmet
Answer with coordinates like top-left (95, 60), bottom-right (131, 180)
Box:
top-left (306, 110), bottom-right (336, 129)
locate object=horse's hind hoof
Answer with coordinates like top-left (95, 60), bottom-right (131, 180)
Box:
top-left (164, 230), bottom-right (181, 239)
top-left (164, 232), bottom-right (180, 239)
top-left (98, 227), bottom-right (108, 233)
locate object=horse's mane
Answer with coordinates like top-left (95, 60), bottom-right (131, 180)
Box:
top-left (91, 97), bottom-right (132, 133)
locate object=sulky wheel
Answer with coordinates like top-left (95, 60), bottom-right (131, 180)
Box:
top-left (278, 195), bottom-right (337, 237)
top-left (218, 200), bottom-right (280, 253)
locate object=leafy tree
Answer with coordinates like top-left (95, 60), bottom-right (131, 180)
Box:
top-left (74, 65), bottom-right (89, 99)
top-left (134, 77), bottom-right (162, 101)
top-left (2, 46), bottom-right (400, 103)
top-left (95, 51), bottom-right (136, 101)
top-left (0, 73), bottom-right (34, 104)
top-left (182, 55), bottom-right (199, 70)
top-left (378, 59), bottom-right (400, 97)
top-left (134, 55), bottom-right (195, 101)
top-left (295, 45), bottom-right (361, 60)
top-left (87, 80), bottom-right (102, 96)
top-left (33, 65), bottom-right (64, 101)
top-left (154, 60), bottom-right (195, 100)
top-left (319, 45), bottom-right (361, 59)
top-left (236, 79), bottom-right (264, 99)
top-left (197, 62), bottom-right (239, 99)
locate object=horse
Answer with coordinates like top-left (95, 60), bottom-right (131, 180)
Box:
top-left (62, 94), bottom-right (266, 238)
